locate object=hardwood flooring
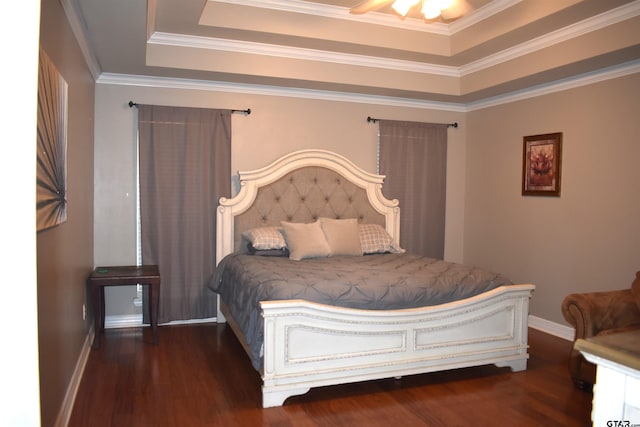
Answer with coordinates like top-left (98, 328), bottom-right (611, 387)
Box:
top-left (69, 324), bottom-right (592, 426)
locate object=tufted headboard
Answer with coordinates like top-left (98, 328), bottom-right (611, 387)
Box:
top-left (216, 149), bottom-right (400, 264)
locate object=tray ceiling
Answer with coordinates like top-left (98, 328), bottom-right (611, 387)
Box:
top-left (75, 0), bottom-right (640, 104)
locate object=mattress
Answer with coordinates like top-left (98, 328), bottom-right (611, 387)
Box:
top-left (209, 252), bottom-right (513, 370)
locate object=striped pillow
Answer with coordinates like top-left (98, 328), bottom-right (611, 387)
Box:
top-left (358, 224), bottom-right (404, 254)
top-left (242, 226), bottom-right (287, 250)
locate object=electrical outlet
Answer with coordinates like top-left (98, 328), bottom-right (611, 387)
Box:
top-left (82, 304), bottom-right (86, 320)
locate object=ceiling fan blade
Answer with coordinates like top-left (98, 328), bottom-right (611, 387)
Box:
top-left (350, 0), bottom-right (394, 15)
top-left (440, 0), bottom-right (472, 19)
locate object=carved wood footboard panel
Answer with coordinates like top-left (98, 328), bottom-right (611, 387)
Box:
top-left (260, 284), bottom-right (533, 407)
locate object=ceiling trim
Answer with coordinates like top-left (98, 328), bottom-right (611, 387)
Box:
top-left (208, 0), bottom-right (523, 36)
top-left (461, 0), bottom-right (640, 75)
top-left (151, 1), bottom-right (639, 80)
top-left (447, 0), bottom-right (523, 33)
top-left (149, 32), bottom-right (461, 76)
top-left (96, 72), bottom-right (467, 112)
top-left (467, 59), bottom-right (640, 111)
top-left (59, 0), bottom-right (101, 79)
top-left (96, 59), bottom-right (639, 113)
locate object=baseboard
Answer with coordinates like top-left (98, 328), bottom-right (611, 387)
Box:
top-left (105, 314), bottom-right (218, 329)
top-left (104, 314), bottom-right (143, 329)
top-left (54, 325), bottom-right (94, 427)
top-left (528, 315), bottom-right (574, 341)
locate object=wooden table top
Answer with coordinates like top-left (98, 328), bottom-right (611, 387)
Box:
top-left (575, 329), bottom-right (640, 372)
top-left (90, 265), bottom-right (160, 283)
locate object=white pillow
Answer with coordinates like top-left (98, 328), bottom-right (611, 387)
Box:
top-left (319, 217), bottom-right (362, 256)
top-left (281, 221), bottom-right (331, 261)
top-left (358, 223), bottom-right (404, 254)
top-left (242, 226), bottom-right (286, 250)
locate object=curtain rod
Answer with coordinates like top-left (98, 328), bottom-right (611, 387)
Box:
top-left (128, 101), bottom-right (251, 115)
top-left (367, 116), bottom-right (458, 128)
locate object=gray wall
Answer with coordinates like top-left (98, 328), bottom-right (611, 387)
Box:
top-left (93, 83), bottom-right (468, 318)
top-left (465, 73), bottom-right (640, 324)
top-left (93, 71), bottom-right (640, 329)
top-left (37, 0), bottom-right (95, 425)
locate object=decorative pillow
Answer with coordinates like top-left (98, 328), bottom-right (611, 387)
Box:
top-left (358, 223), bottom-right (405, 254)
top-left (281, 221), bottom-right (331, 261)
top-left (247, 243), bottom-right (290, 257)
top-left (242, 226), bottom-right (286, 250)
top-left (319, 217), bottom-right (362, 256)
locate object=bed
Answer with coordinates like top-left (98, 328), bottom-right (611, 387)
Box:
top-left (211, 149), bottom-right (535, 408)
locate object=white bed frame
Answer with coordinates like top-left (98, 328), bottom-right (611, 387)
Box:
top-left (216, 149), bottom-right (535, 408)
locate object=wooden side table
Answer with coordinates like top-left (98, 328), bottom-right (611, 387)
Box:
top-left (89, 265), bottom-right (160, 349)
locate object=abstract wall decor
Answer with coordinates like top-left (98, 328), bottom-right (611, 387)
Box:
top-left (37, 48), bottom-right (68, 231)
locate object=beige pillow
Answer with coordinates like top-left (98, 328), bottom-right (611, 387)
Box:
top-left (281, 221), bottom-right (331, 261)
top-left (319, 217), bottom-right (362, 256)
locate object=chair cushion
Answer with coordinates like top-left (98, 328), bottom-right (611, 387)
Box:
top-left (596, 325), bottom-right (640, 337)
top-left (632, 271), bottom-right (640, 312)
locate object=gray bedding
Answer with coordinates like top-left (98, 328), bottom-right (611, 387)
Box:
top-left (209, 252), bottom-right (513, 371)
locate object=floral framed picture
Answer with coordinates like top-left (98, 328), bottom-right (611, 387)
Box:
top-left (522, 132), bottom-right (562, 197)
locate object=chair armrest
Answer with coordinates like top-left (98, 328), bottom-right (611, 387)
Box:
top-left (561, 289), bottom-right (640, 339)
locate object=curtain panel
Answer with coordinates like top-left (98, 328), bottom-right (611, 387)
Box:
top-left (378, 120), bottom-right (448, 259)
top-left (138, 105), bottom-right (231, 323)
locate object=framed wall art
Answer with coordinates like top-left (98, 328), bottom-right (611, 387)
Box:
top-left (522, 132), bottom-right (562, 197)
top-left (36, 48), bottom-right (68, 231)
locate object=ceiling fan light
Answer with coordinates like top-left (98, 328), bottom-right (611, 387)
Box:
top-left (392, 0), bottom-right (419, 16)
top-left (421, 1), bottom-right (442, 19)
top-left (434, 0), bottom-right (454, 10)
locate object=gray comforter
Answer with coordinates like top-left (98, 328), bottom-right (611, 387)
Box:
top-left (209, 252), bottom-right (512, 371)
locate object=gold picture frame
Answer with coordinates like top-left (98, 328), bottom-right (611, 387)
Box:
top-left (522, 132), bottom-right (562, 197)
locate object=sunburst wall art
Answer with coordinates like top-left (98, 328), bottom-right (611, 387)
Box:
top-left (36, 48), bottom-right (68, 231)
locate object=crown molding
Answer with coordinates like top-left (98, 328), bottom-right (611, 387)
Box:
top-left (154, 1), bottom-right (639, 80)
top-left (209, 0), bottom-right (449, 34)
top-left (59, 0), bottom-right (102, 80)
top-left (209, 0), bottom-right (522, 36)
top-left (466, 59), bottom-right (640, 111)
top-left (96, 72), bottom-right (467, 112)
top-left (447, 0), bottom-right (522, 34)
top-left (461, 0), bottom-right (640, 76)
top-left (97, 59), bottom-right (638, 113)
top-left (149, 32), bottom-right (460, 76)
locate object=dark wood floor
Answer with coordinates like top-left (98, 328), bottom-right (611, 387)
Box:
top-left (69, 324), bottom-right (593, 426)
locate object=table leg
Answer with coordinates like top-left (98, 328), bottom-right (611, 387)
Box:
top-left (100, 286), bottom-right (106, 331)
top-left (149, 282), bottom-right (160, 345)
top-left (91, 284), bottom-right (102, 349)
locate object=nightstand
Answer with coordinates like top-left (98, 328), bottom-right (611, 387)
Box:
top-left (89, 265), bottom-right (160, 349)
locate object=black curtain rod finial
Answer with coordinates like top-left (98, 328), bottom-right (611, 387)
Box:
top-left (128, 101), bottom-right (251, 116)
top-left (367, 116), bottom-right (457, 129)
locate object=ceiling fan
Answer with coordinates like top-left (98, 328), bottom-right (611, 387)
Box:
top-left (350, 0), bottom-right (471, 20)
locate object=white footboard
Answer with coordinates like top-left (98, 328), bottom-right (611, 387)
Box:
top-left (260, 284), bottom-right (534, 408)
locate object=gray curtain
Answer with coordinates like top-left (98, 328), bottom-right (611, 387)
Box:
top-left (138, 105), bottom-right (231, 323)
top-left (378, 120), bottom-right (448, 258)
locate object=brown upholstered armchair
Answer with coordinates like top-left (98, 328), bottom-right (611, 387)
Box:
top-left (561, 271), bottom-right (640, 389)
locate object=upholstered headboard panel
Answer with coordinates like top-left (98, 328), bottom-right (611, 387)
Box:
top-left (234, 166), bottom-right (385, 252)
top-left (216, 150), bottom-right (400, 265)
